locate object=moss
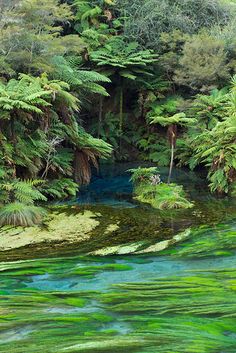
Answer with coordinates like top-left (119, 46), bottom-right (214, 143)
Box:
top-left (104, 223), bottom-right (120, 235)
top-left (89, 242), bottom-right (146, 256)
top-left (0, 208), bottom-right (100, 252)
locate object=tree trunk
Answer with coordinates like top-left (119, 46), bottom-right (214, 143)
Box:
top-left (119, 86), bottom-right (123, 134)
top-left (167, 124), bottom-right (177, 184)
top-left (119, 86), bottom-right (123, 153)
top-left (168, 142), bottom-right (175, 184)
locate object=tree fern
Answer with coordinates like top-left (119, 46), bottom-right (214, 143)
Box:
top-left (52, 55), bottom-right (110, 97)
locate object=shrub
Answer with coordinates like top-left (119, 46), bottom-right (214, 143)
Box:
top-left (129, 167), bottom-right (193, 210)
top-left (0, 203), bottom-right (46, 227)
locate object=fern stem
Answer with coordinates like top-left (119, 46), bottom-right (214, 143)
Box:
top-left (119, 86), bottom-right (123, 134)
top-left (168, 142), bottom-right (174, 184)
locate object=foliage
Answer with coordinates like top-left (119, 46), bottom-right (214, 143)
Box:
top-left (0, 73), bottom-right (112, 187)
top-left (90, 36), bottom-right (157, 133)
top-left (191, 87), bottom-right (228, 129)
top-left (2, 0), bottom-right (236, 216)
top-left (137, 136), bottom-right (170, 166)
top-left (149, 97), bottom-right (197, 182)
top-left (0, 0), bottom-right (84, 76)
top-left (174, 33), bottom-right (230, 91)
top-left (0, 179), bottom-right (46, 205)
top-left (129, 167), bottom-right (193, 209)
top-left (0, 203), bottom-right (46, 227)
top-left (116, 0), bottom-right (236, 49)
top-left (135, 183), bottom-right (194, 210)
top-left (0, 179), bottom-right (47, 226)
top-left (129, 167), bottom-right (160, 185)
top-left (52, 55), bottom-right (111, 98)
top-left (43, 178), bottom-right (79, 199)
top-left (178, 76), bottom-right (236, 194)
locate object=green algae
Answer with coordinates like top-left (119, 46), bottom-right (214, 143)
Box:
top-left (0, 251), bottom-right (236, 353)
top-left (1, 198), bottom-right (236, 353)
top-left (2, 190), bottom-right (236, 261)
top-left (0, 208), bottom-right (101, 253)
top-left (89, 229), bottom-right (191, 256)
top-left (160, 221), bottom-right (236, 258)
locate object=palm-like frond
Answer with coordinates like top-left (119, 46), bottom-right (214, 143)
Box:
top-left (0, 76), bottom-right (51, 115)
top-left (52, 56), bottom-right (110, 97)
top-left (151, 113), bottom-right (197, 127)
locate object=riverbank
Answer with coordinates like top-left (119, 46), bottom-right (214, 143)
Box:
top-left (0, 206), bottom-right (110, 260)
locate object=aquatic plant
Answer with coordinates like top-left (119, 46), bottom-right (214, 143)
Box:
top-left (162, 221), bottom-right (236, 258)
top-left (129, 167), bottom-right (193, 210)
top-left (1, 253), bottom-right (236, 353)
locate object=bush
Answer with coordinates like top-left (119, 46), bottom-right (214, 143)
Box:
top-left (174, 33), bottom-right (230, 91)
top-left (135, 183), bottom-right (194, 210)
top-left (129, 167), bottom-right (194, 210)
top-left (0, 203), bottom-right (46, 227)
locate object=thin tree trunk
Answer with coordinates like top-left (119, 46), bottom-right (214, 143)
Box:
top-left (119, 86), bottom-right (123, 153)
top-left (168, 142), bottom-right (174, 184)
top-left (10, 114), bottom-right (17, 178)
top-left (119, 86), bottom-right (123, 134)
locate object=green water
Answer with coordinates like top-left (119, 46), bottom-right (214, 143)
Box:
top-left (1, 222), bottom-right (236, 353)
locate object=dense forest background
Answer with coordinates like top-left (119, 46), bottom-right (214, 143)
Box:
top-left (1, 0), bottom-right (236, 225)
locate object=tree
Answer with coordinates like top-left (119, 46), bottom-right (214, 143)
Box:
top-left (90, 36), bottom-right (157, 134)
top-left (0, 0), bottom-right (84, 76)
top-left (174, 33), bottom-right (230, 92)
top-left (192, 88), bottom-right (228, 129)
top-left (0, 73), bottom-right (112, 187)
top-left (116, 0), bottom-right (235, 49)
top-left (180, 76), bottom-right (236, 194)
top-left (150, 97), bottom-right (196, 183)
top-left (51, 55), bottom-right (111, 99)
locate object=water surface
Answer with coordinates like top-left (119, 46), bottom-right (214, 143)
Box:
top-left (1, 166), bottom-right (236, 352)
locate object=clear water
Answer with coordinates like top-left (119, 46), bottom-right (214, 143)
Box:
top-left (1, 165), bottom-right (236, 353)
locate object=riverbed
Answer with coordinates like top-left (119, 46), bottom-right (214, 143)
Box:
top-left (0, 165), bottom-right (236, 352)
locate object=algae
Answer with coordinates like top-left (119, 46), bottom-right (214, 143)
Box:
top-left (0, 208), bottom-right (100, 252)
top-left (1, 253), bottom-right (236, 353)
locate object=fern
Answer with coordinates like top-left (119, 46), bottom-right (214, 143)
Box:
top-left (43, 178), bottom-right (79, 199)
top-left (52, 56), bottom-right (110, 97)
top-left (0, 203), bottom-right (46, 227)
top-left (129, 168), bottom-right (193, 210)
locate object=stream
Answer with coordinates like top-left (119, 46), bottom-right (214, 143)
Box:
top-left (0, 164), bottom-right (236, 352)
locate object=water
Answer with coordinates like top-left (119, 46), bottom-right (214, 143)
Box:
top-left (1, 248), bottom-right (236, 353)
top-left (1, 165), bottom-right (236, 352)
